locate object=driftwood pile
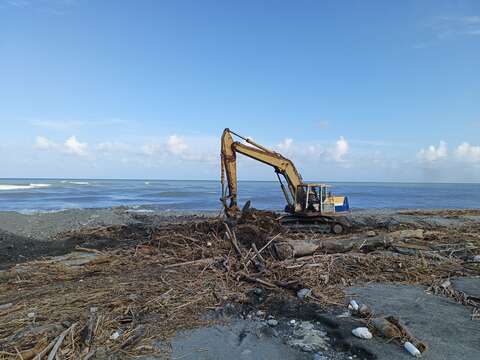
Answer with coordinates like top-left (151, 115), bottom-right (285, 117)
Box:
top-left (0, 210), bottom-right (479, 359)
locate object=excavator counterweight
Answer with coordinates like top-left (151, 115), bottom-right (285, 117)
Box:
top-left (220, 128), bottom-right (350, 233)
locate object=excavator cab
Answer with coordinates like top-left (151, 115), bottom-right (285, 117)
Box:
top-left (295, 184), bottom-right (350, 215)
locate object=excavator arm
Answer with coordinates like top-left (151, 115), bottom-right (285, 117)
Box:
top-left (221, 128), bottom-right (304, 217)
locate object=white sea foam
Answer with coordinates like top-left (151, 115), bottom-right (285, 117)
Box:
top-left (126, 209), bottom-right (154, 213)
top-left (0, 183), bottom-right (51, 191)
top-left (69, 181), bottom-right (90, 185)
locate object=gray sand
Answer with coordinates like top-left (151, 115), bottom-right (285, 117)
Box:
top-left (0, 208), bottom-right (217, 241)
top-left (345, 283), bottom-right (480, 360)
top-left (168, 320), bottom-right (312, 360)
top-left (1, 208), bottom-right (479, 359)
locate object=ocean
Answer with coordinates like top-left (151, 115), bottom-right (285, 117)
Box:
top-left (0, 179), bottom-right (479, 213)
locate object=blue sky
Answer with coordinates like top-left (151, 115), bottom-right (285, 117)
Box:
top-left (1, 0), bottom-right (479, 182)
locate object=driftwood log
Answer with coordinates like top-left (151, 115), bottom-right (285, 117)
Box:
top-left (274, 234), bottom-right (393, 260)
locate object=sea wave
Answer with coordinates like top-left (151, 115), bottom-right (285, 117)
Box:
top-left (158, 191), bottom-right (200, 197)
top-left (0, 183), bottom-right (51, 191)
top-left (69, 181), bottom-right (90, 185)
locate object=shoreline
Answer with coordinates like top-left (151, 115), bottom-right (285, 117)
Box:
top-left (2, 206), bottom-right (480, 270)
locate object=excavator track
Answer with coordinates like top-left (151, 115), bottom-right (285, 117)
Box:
top-left (279, 214), bottom-right (350, 234)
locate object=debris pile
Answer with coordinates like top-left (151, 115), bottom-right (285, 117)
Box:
top-left (1, 209), bottom-right (479, 358)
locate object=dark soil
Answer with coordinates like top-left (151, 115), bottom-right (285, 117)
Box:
top-left (0, 208), bottom-right (216, 269)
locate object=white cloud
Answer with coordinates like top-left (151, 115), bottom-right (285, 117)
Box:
top-left (5, 0), bottom-right (30, 8)
top-left (64, 136), bottom-right (88, 156)
top-left (428, 15), bottom-right (480, 39)
top-left (141, 142), bottom-right (162, 156)
top-left (35, 136), bottom-right (58, 150)
top-left (417, 141), bottom-right (448, 162)
top-left (277, 138), bottom-right (293, 151)
top-left (307, 145), bottom-right (320, 155)
top-left (167, 135), bottom-right (188, 155)
top-left (96, 142), bottom-right (131, 153)
top-left (455, 142), bottom-right (480, 163)
top-left (34, 135), bottom-right (89, 157)
top-left (331, 136), bottom-right (349, 162)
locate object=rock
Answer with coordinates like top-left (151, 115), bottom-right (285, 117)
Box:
top-left (289, 319), bottom-right (296, 326)
top-left (351, 327), bottom-right (373, 339)
top-left (267, 319), bottom-right (278, 327)
top-left (440, 280), bottom-right (451, 289)
top-left (256, 310), bottom-right (266, 317)
top-left (404, 341), bottom-right (421, 357)
top-left (253, 288), bottom-right (263, 296)
top-left (348, 300), bottom-right (359, 311)
top-left (297, 288), bottom-right (312, 300)
top-left (27, 312), bottom-right (36, 318)
top-left (366, 231), bottom-right (377, 237)
top-left (473, 255), bottom-right (480, 262)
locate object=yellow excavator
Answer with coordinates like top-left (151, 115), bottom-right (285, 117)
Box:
top-left (220, 128), bottom-right (350, 234)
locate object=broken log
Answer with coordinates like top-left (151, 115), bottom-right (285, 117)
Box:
top-left (274, 235), bottom-right (393, 260)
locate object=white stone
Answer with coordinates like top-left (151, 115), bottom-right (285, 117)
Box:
top-left (351, 327), bottom-right (372, 339)
top-left (297, 288), bottom-right (312, 300)
top-left (440, 280), bottom-right (451, 289)
top-left (110, 330), bottom-right (121, 340)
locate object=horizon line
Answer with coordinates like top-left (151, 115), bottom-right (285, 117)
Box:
top-left (0, 177), bottom-right (479, 185)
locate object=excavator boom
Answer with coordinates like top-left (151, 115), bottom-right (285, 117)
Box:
top-left (221, 128), bottom-right (303, 216)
